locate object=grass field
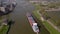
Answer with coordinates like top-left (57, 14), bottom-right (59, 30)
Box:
top-left (33, 10), bottom-right (60, 34)
top-left (32, 10), bottom-right (50, 34)
top-left (46, 11), bottom-right (60, 26)
top-left (0, 25), bottom-right (9, 34)
top-left (31, 2), bottom-right (60, 34)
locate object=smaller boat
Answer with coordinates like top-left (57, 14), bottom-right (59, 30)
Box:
top-left (26, 12), bottom-right (39, 34)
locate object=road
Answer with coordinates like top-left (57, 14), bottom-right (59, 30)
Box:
top-left (8, 0), bottom-right (35, 34)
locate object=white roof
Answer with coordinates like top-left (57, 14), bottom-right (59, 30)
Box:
top-left (33, 23), bottom-right (37, 25)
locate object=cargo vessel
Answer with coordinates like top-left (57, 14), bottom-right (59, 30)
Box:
top-left (26, 12), bottom-right (39, 34)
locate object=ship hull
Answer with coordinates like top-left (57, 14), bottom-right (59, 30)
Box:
top-left (26, 13), bottom-right (39, 33)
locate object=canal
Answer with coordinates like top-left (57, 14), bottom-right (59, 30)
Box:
top-left (8, 0), bottom-right (35, 34)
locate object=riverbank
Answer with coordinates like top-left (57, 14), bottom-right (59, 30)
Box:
top-left (32, 10), bottom-right (50, 34)
top-left (33, 10), bottom-right (60, 34)
top-left (32, 3), bottom-right (60, 34)
top-left (0, 14), bottom-right (13, 34)
top-left (0, 25), bottom-right (9, 34)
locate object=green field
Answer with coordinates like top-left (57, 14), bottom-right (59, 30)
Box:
top-left (0, 25), bottom-right (9, 34)
top-left (32, 10), bottom-right (50, 34)
top-left (46, 11), bottom-right (60, 27)
top-left (33, 10), bottom-right (60, 34)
